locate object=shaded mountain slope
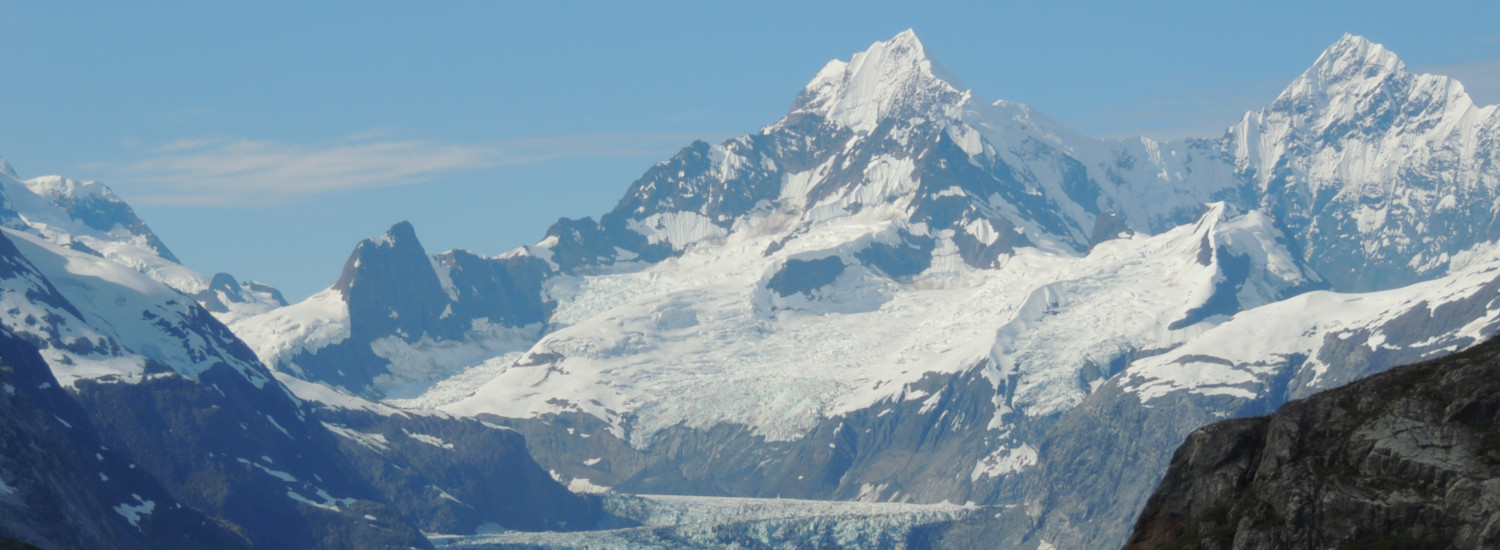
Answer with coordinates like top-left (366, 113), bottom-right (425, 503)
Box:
top-left (1126, 336), bottom-right (1500, 549)
top-left (0, 323), bottom-right (247, 550)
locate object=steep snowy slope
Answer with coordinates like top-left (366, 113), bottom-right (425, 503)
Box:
top-left (232, 220), bottom-right (548, 399)
top-left (0, 173), bottom-right (613, 545)
top-left (236, 30), bottom-right (1256, 403)
top-left (1229, 34), bottom-right (1500, 291)
top-left (991, 257), bottom-right (1500, 550)
top-left (428, 203), bottom-right (1315, 447)
top-left (0, 226), bottom-right (437, 548)
top-left (0, 159), bottom-right (286, 322)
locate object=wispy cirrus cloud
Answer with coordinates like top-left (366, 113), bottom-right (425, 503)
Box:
top-left (117, 131), bottom-right (727, 206)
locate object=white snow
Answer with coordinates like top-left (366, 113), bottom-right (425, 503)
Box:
top-left (566, 478), bottom-right (612, 494)
top-left (625, 211), bottom-right (728, 251)
top-left (231, 288), bottom-right (351, 372)
top-left (432, 485), bottom-right (465, 504)
top-left (1125, 260), bottom-right (1500, 402)
top-left (784, 29), bottom-right (968, 135)
top-left (286, 488), bottom-right (354, 513)
top-left (275, 372), bottom-right (411, 416)
top-left (367, 320), bottom-right (540, 401)
top-left (264, 414), bottom-right (292, 438)
top-left (0, 228), bottom-right (273, 389)
top-left (971, 443), bottom-right (1039, 480)
top-left (322, 422), bottom-right (392, 453)
top-left (236, 457), bottom-right (297, 483)
top-left (0, 171), bottom-right (282, 322)
top-left (113, 494), bottom-right (155, 529)
top-left (432, 493), bottom-right (973, 548)
top-left (436, 205), bottom-right (1303, 445)
top-left (236, 32), bottom-right (1500, 478)
top-left (404, 430), bottom-right (454, 450)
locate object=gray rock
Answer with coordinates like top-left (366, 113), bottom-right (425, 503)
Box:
top-left (1126, 337), bottom-right (1500, 550)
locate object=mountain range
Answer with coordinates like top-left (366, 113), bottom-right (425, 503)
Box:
top-left (3, 30), bottom-right (1500, 549)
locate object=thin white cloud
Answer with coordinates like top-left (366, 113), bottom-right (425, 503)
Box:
top-left (117, 132), bottom-right (727, 206)
top-left (337, 129), bottom-right (396, 142)
top-left (151, 137), bottom-right (231, 153)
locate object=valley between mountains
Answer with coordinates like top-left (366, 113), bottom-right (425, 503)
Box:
top-left (3, 29), bottom-right (1500, 549)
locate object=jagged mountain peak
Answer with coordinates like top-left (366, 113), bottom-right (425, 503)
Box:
top-left (1315, 33), bottom-right (1403, 74)
top-left (783, 28), bottom-right (969, 134)
top-left (22, 174), bottom-right (117, 202)
top-left (0, 169), bottom-right (183, 265)
top-left (1268, 34), bottom-right (1411, 115)
top-left (0, 156), bottom-right (15, 178)
top-left (375, 220), bottom-right (421, 248)
top-left (1224, 33), bottom-right (1500, 291)
top-left (333, 220), bottom-right (432, 297)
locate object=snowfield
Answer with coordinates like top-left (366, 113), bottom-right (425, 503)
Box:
top-left (428, 203), bottom-right (1303, 446)
top-left (233, 31), bottom-right (1500, 460)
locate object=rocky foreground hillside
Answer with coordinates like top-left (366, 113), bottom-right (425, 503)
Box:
top-left (1125, 336), bottom-right (1500, 549)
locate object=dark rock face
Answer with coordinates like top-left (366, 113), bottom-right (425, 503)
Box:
top-left (1088, 210), bottom-right (1133, 249)
top-left (436, 249), bottom-right (553, 328)
top-left (316, 407), bottom-right (614, 535)
top-left (767, 256), bottom-right (846, 297)
top-left (856, 234), bottom-right (935, 281)
top-left (334, 221), bottom-right (457, 343)
top-left (0, 225), bottom-right (434, 549)
top-left (290, 221), bottom-right (558, 398)
top-left (193, 272), bottom-right (290, 313)
top-left (1126, 337), bottom-right (1500, 550)
top-left (490, 366), bottom-right (1023, 506)
top-left (0, 326), bottom-right (246, 550)
top-left (70, 361), bottom-right (434, 550)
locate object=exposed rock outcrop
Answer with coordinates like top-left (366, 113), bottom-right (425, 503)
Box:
top-left (1126, 337), bottom-right (1500, 549)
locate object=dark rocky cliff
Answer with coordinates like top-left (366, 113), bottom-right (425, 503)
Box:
top-left (0, 325), bottom-right (247, 550)
top-left (1125, 337), bottom-right (1500, 550)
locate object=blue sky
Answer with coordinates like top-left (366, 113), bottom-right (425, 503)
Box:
top-left (3, 1), bottom-right (1499, 301)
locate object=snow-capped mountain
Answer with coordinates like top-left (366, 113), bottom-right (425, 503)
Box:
top-left (0, 160), bottom-right (287, 322)
top-left (0, 161), bottom-right (614, 547)
top-left (0, 222), bottom-right (443, 548)
top-left (0, 321), bottom-right (246, 550)
top-left (238, 30), bottom-right (1253, 402)
top-left (228, 31), bottom-right (1500, 549)
top-left (985, 257), bottom-right (1500, 549)
top-left (1228, 34), bottom-right (1500, 292)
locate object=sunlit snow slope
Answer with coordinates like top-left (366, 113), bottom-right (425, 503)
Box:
top-left (234, 32), bottom-right (1500, 546)
top-left (0, 160), bottom-right (286, 322)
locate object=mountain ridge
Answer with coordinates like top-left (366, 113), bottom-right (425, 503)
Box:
top-left (191, 30), bottom-right (1500, 548)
